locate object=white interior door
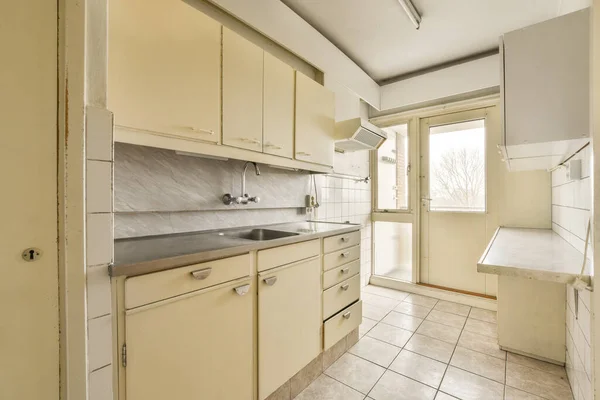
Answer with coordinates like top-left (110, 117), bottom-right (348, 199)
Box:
top-left (419, 109), bottom-right (490, 295)
top-left (0, 1), bottom-right (59, 398)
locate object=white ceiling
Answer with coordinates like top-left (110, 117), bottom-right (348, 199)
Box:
top-left (280, 0), bottom-right (590, 82)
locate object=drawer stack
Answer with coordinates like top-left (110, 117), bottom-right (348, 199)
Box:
top-left (321, 230), bottom-right (362, 349)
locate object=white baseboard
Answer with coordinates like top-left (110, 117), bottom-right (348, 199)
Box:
top-left (369, 275), bottom-right (497, 311)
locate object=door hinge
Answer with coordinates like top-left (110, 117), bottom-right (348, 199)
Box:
top-left (121, 343), bottom-right (127, 367)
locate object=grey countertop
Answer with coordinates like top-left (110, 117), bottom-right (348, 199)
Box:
top-left (111, 221), bottom-right (361, 277)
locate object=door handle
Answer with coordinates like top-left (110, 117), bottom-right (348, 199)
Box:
top-left (263, 276), bottom-right (277, 286)
top-left (340, 283), bottom-right (350, 291)
top-left (341, 252), bottom-right (350, 258)
top-left (191, 267), bottom-right (212, 280)
top-left (234, 284), bottom-right (250, 296)
top-left (342, 311), bottom-right (352, 319)
top-left (340, 267), bottom-right (350, 274)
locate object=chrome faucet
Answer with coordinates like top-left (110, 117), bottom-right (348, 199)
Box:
top-left (223, 161), bottom-right (261, 205)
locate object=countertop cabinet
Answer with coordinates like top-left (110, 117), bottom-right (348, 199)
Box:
top-left (223, 28), bottom-right (264, 152)
top-left (295, 73), bottom-right (336, 167)
top-left (108, 0), bottom-right (221, 143)
top-left (258, 256), bottom-right (322, 400)
top-left (124, 278), bottom-right (254, 400)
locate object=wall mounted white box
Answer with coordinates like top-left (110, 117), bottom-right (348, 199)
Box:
top-left (567, 159), bottom-right (582, 181)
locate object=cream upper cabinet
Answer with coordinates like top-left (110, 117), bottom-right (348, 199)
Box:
top-left (108, 0), bottom-right (221, 143)
top-left (223, 28), bottom-right (264, 152)
top-left (263, 52), bottom-right (295, 158)
top-left (295, 73), bottom-right (336, 167)
top-left (125, 279), bottom-right (254, 400)
top-left (258, 257), bottom-right (322, 400)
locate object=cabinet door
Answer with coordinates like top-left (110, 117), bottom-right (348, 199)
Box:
top-left (258, 257), bottom-right (322, 400)
top-left (263, 52), bottom-right (294, 158)
top-left (223, 28), bottom-right (264, 152)
top-left (125, 279), bottom-right (254, 400)
top-left (108, 0), bottom-right (221, 143)
top-left (295, 73), bottom-right (335, 167)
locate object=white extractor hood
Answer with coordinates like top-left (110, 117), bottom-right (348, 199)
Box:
top-left (334, 118), bottom-right (387, 152)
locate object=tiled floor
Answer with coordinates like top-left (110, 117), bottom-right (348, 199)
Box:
top-left (295, 285), bottom-right (573, 400)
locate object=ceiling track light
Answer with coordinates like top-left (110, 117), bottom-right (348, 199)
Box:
top-left (397, 0), bottom-right (421, 30)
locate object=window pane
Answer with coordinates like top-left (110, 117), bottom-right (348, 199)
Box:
top-left (429, 119), bottom-right (485, 212)
top-left (373, 221), bottom-right (412, 282)
top-left (377, 124), bottom-right (408, 210)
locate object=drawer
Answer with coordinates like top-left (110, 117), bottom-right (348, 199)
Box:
top-left (323, 245), bottom-right (360, 271)
top-left (323, 301), bottom-right (362, 350)
top-left (323, 274), bottom-right (360, 320)
top-left (324, 230), bottom-right (361, 254)
top-left (125, 254), bottom-right (251, 309)
top-left (257, 239), bottom-right (320, 272)
top-left (323, 259), bottom-right (360, 290)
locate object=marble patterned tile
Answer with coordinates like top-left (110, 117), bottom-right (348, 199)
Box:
top-left (506, 352), bottom-right (567, 378)
top-left (405, 294), bottom-right (438, 308)
top-left (361, 293), bottom-right (401, 311)
top-left (450, 347), bottom-right (506, 383)
top-left (434, 392), bottom-right (459, 400)
top-left (368, 370), bottom-right (437, 400)
top-left (405, 334), bottom-right (455, 363)
top-left (506, 362), bottom-right (573, 400)
top-left (504, 386), bottom-right (545, 400)
top-left (416, 320), bottom-right (461, 345)
top-left (366, 322), bottom-right (413, 348)
top-left (294, 374), bottom-right (364, 400)
top-left (266, 380), bottom-right (290, 400)
top-left (381, 311), bottom-right (423, 332)
top-left (362, 303), bottom-right (391, 321)
top-left (348, 336), bottom-right (400, 368)
top-left (394, 302), bottom-right (432, 318)
top-left (389, 350), bottom-right (447, 388)
top-left (457, 330), bottom-right (506, 360)
top-left (464, 318), bottom-right (497, 338)
top-left (426, 310), bottom-right (467, 329)
top-left (434, 301), bottom-right (471, 317)
top-left (361, 285), bottom-right (410, 301)
top-left (439, 366), bottom-right (504, 400)
top-left (359, 317), bottom-right (378, 338)
top-left (468, 308), bottom-right (497, 324)
top-left (324, 353), bottom-right (385, 394)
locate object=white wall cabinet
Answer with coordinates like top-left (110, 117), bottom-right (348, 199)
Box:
top-left (223, 27), bottom-right (264, 152)
top-left (295, 73), bottom-right (336, 167)
top-left (258, 256), bottom-right (322, 400)
top-left (500, 8), bottom-right (590, 171)
top-left (124, 278), bottom-right (254, 400)
top-left (108, 0), bottom-right (221, 143)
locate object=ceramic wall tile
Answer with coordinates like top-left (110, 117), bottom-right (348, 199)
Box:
top-left (87, 264), bottom-right (111, 319)
top-left (88, 314), bottom-right (113, 372)
top-left (86, 106), bottom-right (113, 161)
top-left (89, 364), bottom-right (113, 400)
top-left (87, 213), bottom-right (113, 266)
top-left (87, 160), bottom-right (113, 213)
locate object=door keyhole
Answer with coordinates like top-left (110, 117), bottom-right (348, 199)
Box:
top-left (22, 248), bottom-right (42, 262)
top-left (28, 250), bottom-right (35, 260)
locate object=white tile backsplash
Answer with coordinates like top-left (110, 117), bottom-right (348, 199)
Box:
top-left (89, 364), bottom-right (113, 400)
top-left (87, 160), bottom-right (113, 213)
top-left (87, 213), bottom-right (114, 266)
top-left (86, 264), bottom-right (112, 320)
top-left (86, 106), bottom-right (113, 161)
top-left (88, 314), bottom-right (113, 372)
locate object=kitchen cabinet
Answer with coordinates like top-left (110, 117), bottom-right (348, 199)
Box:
top-left (500, 8), bottom-right (590, 171)
top-left (223, 27), bottom-right (264, 152)
top-left (124, 278), bottom-right (254, 400)
top-left (295, 73), bottom-right (336, 167)
top-left (263, 52), bottom-right (295, 158)
top-left (108, 0), bottom-right (221, 143)
top-left (258, 256), bottom-right (321, 400)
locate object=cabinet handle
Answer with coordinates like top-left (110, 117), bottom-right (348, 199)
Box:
top-left (238, 138), bottom-right (262, 145)
top-left (265, 143), bottom-right (283, 150)
top-left (185, 126), bottom-right (214, 135)
top-left (341, 251), bottom-right (350, 258)
top-left (342, 311), bottom-right (352, 319)
top-left (340, 283), bottom-right (350, 291)
top-left (341, 236), bottom-right (349, 243)
top-left (297, 151), bottom-right (312, 156)
top-left (190, 267), bottom-right (212, 280)
top-left (340, 267), bottom-right (350, 274)
top-left (234, 284), bottom-right (251, 296)
top-left (263, 276), bottom-right (277, 286)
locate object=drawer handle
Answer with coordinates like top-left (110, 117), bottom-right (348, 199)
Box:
top-left (340, 283), bottom-right (350, 291)
top-left (340, 267), bottom-right (350, 274)
top-left (184, 126), bottom-right (214, 135)
top-left (297, 151), bottom-right (312, 156)
top-left (263, 276), bottom-right (278, 286)
top-left (265, 143), bottom-right (283, 150)
top-left (343, 311), bottom-right (352, 319)
top-left (234, 284), bottom-right (251, 296)
top-left (191, 267), bottom-right (212, 280)
top-left (341, 237), bottom-right (350, 243)
top-left (341, 252), bottom-right (350, 258)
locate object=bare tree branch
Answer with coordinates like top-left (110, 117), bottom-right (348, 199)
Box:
top-left (431, 148), bottom-right (484, 209)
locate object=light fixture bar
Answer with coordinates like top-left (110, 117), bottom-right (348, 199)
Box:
top-left (397, 0), bottom-right (421, 30)
top-left (174, 150), bottom-right (229, 161)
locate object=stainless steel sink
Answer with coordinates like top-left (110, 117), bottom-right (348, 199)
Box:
top-left (227, 229), bottom-right (300, 241)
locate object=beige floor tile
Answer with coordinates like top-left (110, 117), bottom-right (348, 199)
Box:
top-left (294, 374), bottom-right (364, 400)
top-left (507, 352), bottom-right (567, 378)
top-left (435, 392), bottom-right (459, 400)
top-left (434, 301), bottom-right (471, 317)
top-left (405, 334), bottom-right (455, 363)
top-left (439, 366), bottom-right (504, 400)
top-left (464, 318), bottom-right (497, 338)
top-left (369, 370), bottom-right (437, 400)
top-left (362, 293), bottom-right (401, 311)
top-left (389, 350), bottom-right (447, 388)
top-left (324, 353), bottom-right (385, 394)
top-left (450, 346), bottom-right (506, 383)
top-left (504, 386), bottom-right (545, 400)
top-left (366, 322), bottom-right (413, 348)
top-left (506, 362), bottom-right (573, 400)
top-left (405, 294), bottom-right (438, 308)
top-left (426, 310), bottom-right (467, 329)
top-left (394, 302), bottom-right (431, 318)
top-left (416, 320), bottom-right (461, 345)
top-left (468, 308), bottom-right (497, 324)
top-left (363, 303), bottom-right (390, 321)
top-left (359, 317), bottom-right (378, 338)
top-left (381, 311), bottom-right (423, 332)
top-left (362, 285), bottom-right (410, 301)
top-left (348, 336), bottom-right (401, 368)
top-left (457, 330), bottom-right (506, 359)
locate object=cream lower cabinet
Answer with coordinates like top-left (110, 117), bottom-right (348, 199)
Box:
top-left (124, 278), bottom-right (254, 400)
top-left (258, 256), bottom-right (322, 400)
